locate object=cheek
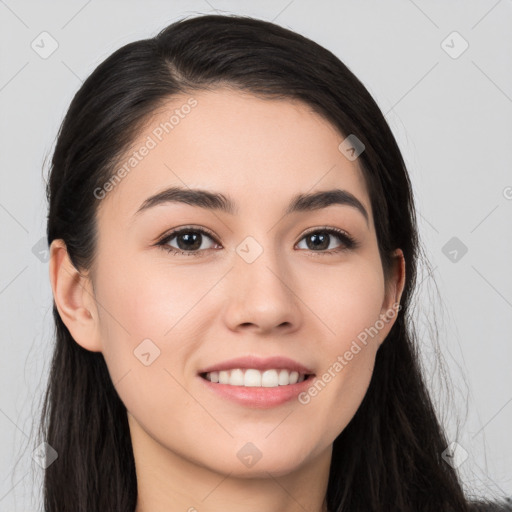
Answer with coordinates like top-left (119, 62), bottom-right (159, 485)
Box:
top-left (306, 259), bottom-right (386, 349)
top-left (95, 253), bottom-right (203, 337)
top-left (93, 254), bottom-right (216, 383)
top-left (91, 257), bottom-right (198, 428)
top-left (299, 261), bottom-right (385, 426)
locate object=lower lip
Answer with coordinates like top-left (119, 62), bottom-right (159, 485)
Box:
top-left (198, 374), bottom-right (316, 408)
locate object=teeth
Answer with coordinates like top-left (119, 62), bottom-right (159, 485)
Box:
top-left (204, 368), bottom-right (307, 387)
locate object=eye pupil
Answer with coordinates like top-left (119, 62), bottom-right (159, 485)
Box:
top-left (178, 232), bottom-right (201, 251)
top-left (307, 233), bottom-right (329, 250)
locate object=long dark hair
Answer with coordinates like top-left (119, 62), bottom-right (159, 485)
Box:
top-left (37, 13), bottom-right (507, 512)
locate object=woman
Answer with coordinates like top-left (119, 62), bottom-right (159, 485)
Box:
top-left (40, 13), bottom-right (510, 512)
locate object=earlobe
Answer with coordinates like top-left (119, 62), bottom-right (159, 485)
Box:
top-left (48, 239), bottom-right (102, 352)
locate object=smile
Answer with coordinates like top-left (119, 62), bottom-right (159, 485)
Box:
top-left (201, 368), bottom-right (312, 387)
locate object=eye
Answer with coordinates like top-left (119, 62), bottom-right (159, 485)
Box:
top-left (296, 226), bottom-right (359, 255)
top-left (156, 226), bottom-right (220, 257)
top-left (155, 225), bottom-right (359, 257)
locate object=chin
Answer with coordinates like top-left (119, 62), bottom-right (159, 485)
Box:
top-left (203, 448), bottom-right (312, 479)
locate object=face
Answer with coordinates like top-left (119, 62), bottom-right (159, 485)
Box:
top-left (82, 88), bottom-right (403, 478)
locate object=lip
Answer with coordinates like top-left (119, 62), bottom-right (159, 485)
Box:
top-left (199, 373), bottom-right (316, 408)
top-left (198, 355), bottom-right (315, 375)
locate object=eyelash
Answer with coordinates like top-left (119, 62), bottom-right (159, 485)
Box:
top-left (155, 225), bottom-right (359, 257)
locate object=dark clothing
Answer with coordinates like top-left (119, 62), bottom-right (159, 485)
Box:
top-left (468, 498), bottom-right (512, 511)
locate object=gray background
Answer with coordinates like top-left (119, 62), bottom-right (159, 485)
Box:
top-left (1, 0), bottom-right (511, 509)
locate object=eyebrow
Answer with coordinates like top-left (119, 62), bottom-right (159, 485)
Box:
top-left (133, 186), bottom-right (370, 226)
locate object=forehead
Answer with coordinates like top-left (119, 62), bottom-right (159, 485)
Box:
top-left (98, 88), bottom-right (372, 226)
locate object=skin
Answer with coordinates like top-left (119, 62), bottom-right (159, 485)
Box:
top-left (49, 88), bottom-right (405, 512)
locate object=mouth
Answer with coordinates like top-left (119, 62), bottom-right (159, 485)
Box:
top-left (197, 355), bottom-right (316, 407)
top-left (199, 368), bottom-right (315, 387)
top-left (198, 368), bottom-right (316, 408)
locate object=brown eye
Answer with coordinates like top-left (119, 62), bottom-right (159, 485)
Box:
top-left (156, 225), bottom-right (359, 257)
top-left (157, 227), bottom-right (219, 256)
top-left (296, 227), bottom-right (358, 254)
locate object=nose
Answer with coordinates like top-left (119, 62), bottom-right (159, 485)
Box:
top-left (221, 242), bottom-right (303, 335)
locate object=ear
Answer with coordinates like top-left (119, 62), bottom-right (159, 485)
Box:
top-left (377, 248), bottom-right (406, 345)
top-left (48, 239), bottom-right (102, 352)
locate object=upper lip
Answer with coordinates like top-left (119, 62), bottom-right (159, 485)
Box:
top-left (198, 356), bottom-right (315, 375)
